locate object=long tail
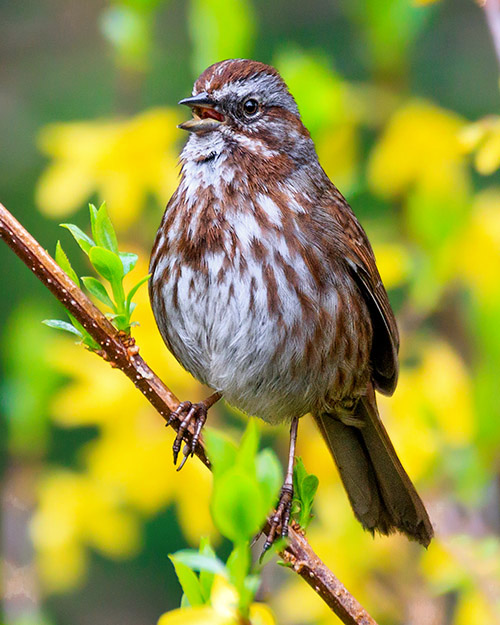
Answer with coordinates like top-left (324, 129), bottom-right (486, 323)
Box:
top-left (313, 386), bottom-right (433, 547)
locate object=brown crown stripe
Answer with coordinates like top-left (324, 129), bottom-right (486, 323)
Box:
top-left (195, 59), bottom-right (283, 94)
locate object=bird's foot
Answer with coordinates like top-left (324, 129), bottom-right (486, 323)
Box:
top-left (169, 400), bottom-right (207, 469)
top-left (168, 392), bottom-right (221, 470)
top-left (263, 483), bottom-right (294, 553)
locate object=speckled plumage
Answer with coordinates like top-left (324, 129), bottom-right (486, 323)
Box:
top-left (150, 59), bottom-right (433, 546)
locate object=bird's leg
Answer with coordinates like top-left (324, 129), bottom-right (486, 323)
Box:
top-left (263, 416), bottom-right (299, 552)
top-left (168, 391), bottom-right (222, 469)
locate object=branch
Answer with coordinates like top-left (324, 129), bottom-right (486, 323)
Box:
top-left (0, 202), bottom-right (378, 625)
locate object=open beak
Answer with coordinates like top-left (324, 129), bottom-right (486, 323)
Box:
top-left (178, 93), bottom-right (225, 133)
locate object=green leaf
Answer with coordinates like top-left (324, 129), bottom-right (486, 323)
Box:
top-left (227, 544), bottom-right (254, 618)
top-left (82, 277), bottom-right (114, 309)
top-left (211, 468), bottom-right (265, 542)
top-left (110, 313), bottom-right (129, 331)
top-left (126, 274), bottom-right (150, 312)
top-left (67, 314), bottom-right (101, 351)
top-left (204, 428), bottom-right (238, 477)
top-left (302, 474), bottom-right (319, 505)
top-left (227, 542), bottom-right (250, 593)
top-left (256, 448), bottom-right (283, 512)
top-left (94, 202), bottom-right (118, 253)
top-left (55, 241), bottom-right (79, 286)
top-left (89, 203), bottom-right (99, 238)
top-left (60, 223), bottom-right (94, 255)
top-left (81, 334), bottom-right (101, 351)
top-left (198, 538), bottom-right (216, 602)
top-left (89, 246), bottom-right (124, 283)
top-left (171, 550), bottom-right (227, 577)
top-left (168, 556), bottom-right (204, 607)
top-left (119, 252), bottom-right (138, 275)
top-left (237, 418), bottom-right (259, 473)
top-left (242, 573), bottom-right (261, 609)
top-left (292, 457), bottom-right (308, 494)
top-left (42, 319), bottom-right (82, 337)
top-left (292, 457), bottom-right (319, 529)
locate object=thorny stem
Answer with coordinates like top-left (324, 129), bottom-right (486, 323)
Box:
top-left (0, 203), bottom-right (378, 625)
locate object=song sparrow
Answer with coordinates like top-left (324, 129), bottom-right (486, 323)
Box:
top-left (149, 59), bottom-right (433, 548)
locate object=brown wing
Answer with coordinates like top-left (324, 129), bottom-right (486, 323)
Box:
top-left (326, 189), bottom-right (400, 396)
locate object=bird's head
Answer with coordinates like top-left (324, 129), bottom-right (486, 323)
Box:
top-left (178, 59), bottom-right (311, 160)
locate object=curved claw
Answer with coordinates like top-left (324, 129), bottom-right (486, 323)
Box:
top-left (177, 443), bottom-right (191, 471)
top-left (173, 404), bottom-right (197, 464)
top-left (170, 401), bottom-right (209, 468)
top-left (190, 408), bottom-right (207, 457)
top-left (167, 392), bottom-right (222, 469)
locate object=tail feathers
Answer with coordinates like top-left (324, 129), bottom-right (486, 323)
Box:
top-left (314, 388), bottom-right (433, 547)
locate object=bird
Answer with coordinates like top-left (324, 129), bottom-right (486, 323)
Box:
top-left (149, 58), bottom-right (433, 549)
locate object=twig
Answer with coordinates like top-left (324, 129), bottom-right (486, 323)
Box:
top-left (0, 202), bottom-right (378, 625)
top-left (483, 0), bottom-right (500, 69)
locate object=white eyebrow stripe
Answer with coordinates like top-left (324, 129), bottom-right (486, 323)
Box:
top-left (210, 74), bottom-right (300, 116)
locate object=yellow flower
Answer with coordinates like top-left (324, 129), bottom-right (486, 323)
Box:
top-left (380, 339), bottom-right (473, 479)
top-left (275, 47), bottom-right (360, 194)
top-left (368, 100), bottom-right (467, 199)
top-left (274, 477), bottom-right (414, 624)
top-left (460, 116), bottom-right (500, 175)
top-left (34, 249), bottom-right (218, 590)
top-left (36, 108), bottom-right (181, 229)
top-left (457, 188), bottom-right (500, 303)
top-left (31, 470), bottom-right (140, 592)
top-left (316, 122), bottom-right (359, 196)
top-left (158, 576), bottom-right (276, 625)
top-left (455, 592), bottom-right (500, 625)
top-left (372, 241), bottom-right (411, 289)
top-left (281, 336), bottom-right (473, 623)
top-left (421, 535), bottom-right (500, 625)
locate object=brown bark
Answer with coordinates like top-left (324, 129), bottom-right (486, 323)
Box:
top-left (0, 202), bottom-right (378, 625)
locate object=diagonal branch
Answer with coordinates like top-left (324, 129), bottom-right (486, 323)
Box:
top-left (0, 202), bottom-right (378, 625)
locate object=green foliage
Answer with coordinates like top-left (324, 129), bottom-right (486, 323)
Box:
top-left (188, 0), bottom-right (256, 76)
top-left (55, 240), bottom-right (79, 287)
top-left (44, 203), bottom-right (149, 344)
top-left (292, 457), bottom-right (319, 530)
top-left (341, 0), bottom-right (430, 75)
top-left (8, 0), bottom-right (500, 622)
top-left (169, 421), bottom-right (284, 618)
top-left (275, 48), bottom-right (344, 138)
top-left (100, 1), bottom-right (160, 72)
top-left (44, 241), bottom-right (100, 350)
top-left (3, 305), bottom-right (60, 456)
top-left (206, 419), bottom-right (282, 544)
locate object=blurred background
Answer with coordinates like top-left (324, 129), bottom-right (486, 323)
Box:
top-left (2, 0), bottom-right (500, 623)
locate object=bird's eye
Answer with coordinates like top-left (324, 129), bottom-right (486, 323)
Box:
top-left (243, 98), bottom-right (259, 117)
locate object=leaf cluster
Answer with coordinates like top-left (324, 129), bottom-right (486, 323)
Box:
top-left (292, 457), bottom-right (319, 530)
top-left (43, 203), bottom-right (149, 345)
top-left (170, 420), bottom-right (284, 618)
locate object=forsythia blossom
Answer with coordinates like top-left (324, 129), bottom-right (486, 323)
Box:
top-left (158, 576), bottom-right (276, 625)
top-left (36, 108), bottom-right (181, 229)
